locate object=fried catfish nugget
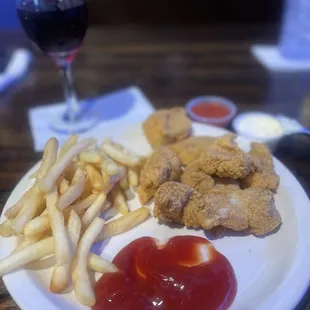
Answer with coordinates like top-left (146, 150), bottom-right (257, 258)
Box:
top-left (199, 188), bottom-right (281, 236)
top-left (181, 160), bottom-right (214, 194)
top-left (242, 143), bottom-right (279, 191)
top-left (143, 108), bottom-right (192, 148)
top-left (199, 134), bottom-right (252, 179)
top-left (153, 182), bottom-right (205, 228)
top-left (169, 136), bottom-right (215, 165)
top-left (154, 182), bottom-right (281, 236)
top-left (137, 147), bottom-right (182, 205)
top-left (181, 161), bottom-right (239, 194)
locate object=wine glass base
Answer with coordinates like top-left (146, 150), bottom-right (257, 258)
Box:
top-left (49, 116), bottom-right (98, 134)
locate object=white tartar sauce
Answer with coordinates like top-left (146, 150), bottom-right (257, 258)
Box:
top-left (233, 112), bottom-right (284, 140)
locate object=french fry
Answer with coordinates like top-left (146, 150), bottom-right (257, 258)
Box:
top-left (10, 186), bottom-right (44, 235)
top-left (57, 168), bottom-right (86, 211)
top-left (99, 169), bottom-right (114, 192)
top-left (63, 161), bottom-right (79, 183)
top-left (100, 151), bottom-right (120, 176)
top-left (71, 193), bottom-right (99, 214)
top-left (67, 210), bottom-right (117, 274)
top-left (41, 209), bottom-right (48, 216)
top-left (128, 168), bottom-right (139, 187)
top-left (82, 193), bottom-right (107, 230)
top-left (5, 187), bottom-right (33, 219)
top-left (24, 214), bottom-right (50, 239)
top-left (103, 200), bottom-right (112, 213)
top-left (87, 253), bottom-right (118, 273)
top-left (24, 206), bottom-right (75, 241)
top-left (6, 138), bottom-right (58, 220)
top-left (86, 163), bottom-right (124, 194)
top-left (11, 233), bottom-right (46, 254)
top-left (0, 219), bottom-right (13, 237)
top-left (39, 138), bottom-right (96, 194)
top-left (101, 139), bottom-right (142, 168)
top-left (57, 176), bottom-right (69, 195)
top-left (109, 186), bottom-right (129, 215)
top-left (88, 255), bottom-right (115, 273)
top-left (72, 218), bottom-right (105, 307)
top-left (31, 138), bottom-right (59, 180)
top-left (77, 161), bottom-right (86, 169)
top-left (67, 210), bottom-right (117, 273)
top-left (4, 198), bottom-right (25, 220)
top-left (46, 186), bottom-right (73, 293)
top-left (0, 236), bottom-right (115, 277)
top-left (79, 151), bottom-right (102, 164)
top-left (81, 175), bottom-right (93, 199)
top-left (0, 236), bottom-right (55, 277)
top-left (85, 164), bottom-right (105, 191)
top-left (101, 166), bottom-right (126, 194)
top-left (119, 167), bottom-right (129, 190)
top-left (97, 207), bottom-right (150, 241)
top-left (67, 210), bottom-right (82, 249)
top-left (59, 134), bottom-right (78, 159)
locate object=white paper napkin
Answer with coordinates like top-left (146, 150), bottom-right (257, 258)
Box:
top-left (251, 45), bottom-right (310, 72)
top-left (28, 86), bottom-right (155, 152)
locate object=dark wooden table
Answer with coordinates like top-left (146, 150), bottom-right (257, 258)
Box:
top-left (0, 25), bottom-right (310, 310)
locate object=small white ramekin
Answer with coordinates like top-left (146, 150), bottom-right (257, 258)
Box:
top-left (185, 96), bottom-right (238, 128)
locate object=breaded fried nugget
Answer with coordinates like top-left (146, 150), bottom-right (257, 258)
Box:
top-left (137, 147), bottom-right (182, 205)
top-left (153, 182), bottom-right (281, 236)
top-left (143, 108), bottom-right (192, 148)
top-left (153, 181), bottom-right (205, 228)
top-left (242, 143), bottom-right (279, 191)
top-left (154, 182), bottom-right (193, 224)
top-left (169, 136), bottom-right (215, 165)
top-left (199, 134), bottom-right (252, 179)
top-left (181, 160), bottom-right (214, 194)
top-left (199, 188), bottom-right (281, 236)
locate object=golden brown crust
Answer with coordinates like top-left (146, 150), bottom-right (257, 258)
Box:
top-left (138, 147), bottom-right (182, 205)
top-left (181, 160), bottom-right (214, 194)
top-left (182, 190), bottom-right (205, 228)
top-left (242, 142), bottom-right (279, 191)
top-left (249, 142), bottom-right (273, 171)
top-left (169, 136), bottom-right (215, 165)
top-left (199, 134), bottom-right (252, 179)
top-left (241, 172), bottom-right (279, 191)
top-left (143, 108), bottom-right (192, 148)
top-left (199, 189), bottom-right (249, 231)
top-left (243, 188), bottom-right (281, 235)
top-left (199, 188), bottom-right (282, 235)
top-left (154, 182), bottom-right (281, 236)
top-left (153, 182), bottom-right (193, 223)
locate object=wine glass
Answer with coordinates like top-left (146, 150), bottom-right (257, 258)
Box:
top-left (16, 0), bottom-right (97, 133)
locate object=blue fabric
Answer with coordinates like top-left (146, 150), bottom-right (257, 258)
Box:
top-left (0, 1), bottom-right (20, 29)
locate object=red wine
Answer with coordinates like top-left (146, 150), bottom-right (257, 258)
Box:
top-left (17, 4), bottom-right (88, 55)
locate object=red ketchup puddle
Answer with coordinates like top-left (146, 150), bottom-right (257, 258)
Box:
top-left (191, 102), bottom-right (231, 118)
top-left (93, 236), bottom-right (237, 310)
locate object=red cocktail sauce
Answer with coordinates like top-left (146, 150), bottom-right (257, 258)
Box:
top-left (191, 102), bottom-right (231, 118)
top-left (93, 236), bottom-right (237, 310)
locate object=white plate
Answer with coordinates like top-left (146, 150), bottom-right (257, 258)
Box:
top-left (1, 122), bottom-right (310, 310)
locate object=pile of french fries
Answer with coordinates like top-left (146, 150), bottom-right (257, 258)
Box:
top-left (0, 135), bottom-right (150, 307)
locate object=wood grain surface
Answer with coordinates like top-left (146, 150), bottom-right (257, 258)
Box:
top-left (0, 25), bottom-right (309, 310)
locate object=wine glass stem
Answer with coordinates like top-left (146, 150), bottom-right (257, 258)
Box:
top-left (60, 63), bottom-right (80, 123)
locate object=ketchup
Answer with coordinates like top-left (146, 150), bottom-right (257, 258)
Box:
top-left (93, 236), bottom-right (237, 310)
top-left (191, 102), bottom-right (231, 118)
